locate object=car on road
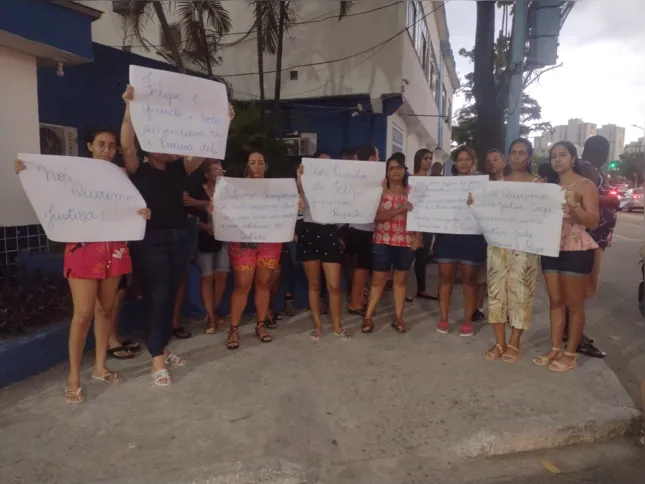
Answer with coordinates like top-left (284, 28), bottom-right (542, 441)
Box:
top-left (620, 188), bottom-right (644, 212)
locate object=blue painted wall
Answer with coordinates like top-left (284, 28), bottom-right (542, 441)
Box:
top-left (38, 43), bottom-right (180, 153)
top-left (0, 0), bottom-right (95, 60)
top-left (281, 94), bottom-right (402, 159)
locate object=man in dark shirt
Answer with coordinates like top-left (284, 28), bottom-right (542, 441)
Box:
top-left (568, 136), bottom-right (618, 358)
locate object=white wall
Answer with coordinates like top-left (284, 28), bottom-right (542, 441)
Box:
top-left (0, 47), bottom-right (40, 226)
top-left (217, 0), bottom-right (405, 102)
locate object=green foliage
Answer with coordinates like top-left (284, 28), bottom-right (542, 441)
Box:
top-left (452, 46), bottom-right (552, 156)
top-left (225, 103), bottom-right (294, 178)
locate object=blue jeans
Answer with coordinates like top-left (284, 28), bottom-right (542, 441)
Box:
top-left (131, 228), bottom-right (190, 357)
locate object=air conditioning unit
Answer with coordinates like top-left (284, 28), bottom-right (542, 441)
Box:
top-left (112, 0), bottom-right (130, 15)
top-left (39, 124), bottom-right (78, 156)
top-left (282, 137), bottom-right (313, 156)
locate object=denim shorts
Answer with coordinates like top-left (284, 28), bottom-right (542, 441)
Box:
top-left (433, 234), bottom-right (487, 266)
top-left (372, 243), bottom-right (414, 272)
top-left (541, 249), bottom-right (595, 276)
top-left (196, 243), bottom-right (230, 277)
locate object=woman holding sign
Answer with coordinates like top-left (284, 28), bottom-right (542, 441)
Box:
top-left (121, 85), bottom-right (233, 385)
top-left (433, 146), bottom-right (487, 338)
top-left (15, 139), bottom-right (151, 404)
top-left (361, 155), bottom-right (420, 334)
top-left (479, 139), bottom-right (544, 363)
top-left (225, 151), bottom-right (285, 349)
top-left (534, 141), bottom-right (599, 372)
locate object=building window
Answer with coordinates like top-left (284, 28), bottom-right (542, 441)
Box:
top-left (407, 1), bottom-right (433, 82)
top-left (429, 49), bottom-right (438, 98)
top-left (442, 86), bottom-right (448, 116)
top-left (392, 124), bottom-right (404, 155)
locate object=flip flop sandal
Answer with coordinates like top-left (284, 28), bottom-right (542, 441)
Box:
top-left (107, 346), bottom-right (136, 360)
top-left (165, 353), bottom-right (186, 367)
top-left (152, 369), bottom-right (172, 387)
top-left (265, 317), bottom-right (278, 329)
top-left (483, 343), bottom-right (506, 361)
top-left (120, 339), bottom-right (141, 351)
top-left (502, 344), bottom-right (521, 363)
top-left (310, 328), bottom-right (322, 341)
top-left (347, 307), bottom-right (366, 316)
top-left (172, 327), bottom-right (192, 339)
top-left (65, 387), bottom-right (85, 404)
top-left (92, 371), bottom-right (123, 384)
top-left (334, 329), bottom-right (352, 340)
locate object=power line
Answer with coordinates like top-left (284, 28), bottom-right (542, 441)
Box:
top-left (111, 1), bottom-right (402, 49)
top-left (217, 0), bottom-right (449, 78)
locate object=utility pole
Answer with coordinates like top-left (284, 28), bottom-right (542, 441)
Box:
top-left (504, 0), bottom-right (529, 152)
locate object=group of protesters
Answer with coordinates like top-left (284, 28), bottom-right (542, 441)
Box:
top-left (14, 83), bottom-right (617, 403)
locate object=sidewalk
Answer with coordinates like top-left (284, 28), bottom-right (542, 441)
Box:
top-left (0, 272), bottom-right (639, 484)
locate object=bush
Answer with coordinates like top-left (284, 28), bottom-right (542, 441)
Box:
top-left (0, 265), bottom-right (72, 339)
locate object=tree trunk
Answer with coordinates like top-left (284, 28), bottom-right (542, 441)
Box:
top-left (255, 2), bottom-right (266, 129)
top-left (472, 1), bottom-right (503, 163)
top-left (196, 3), bottom-right (214, 78)
top-left (272, 2), bottom-right (287, 132)
top-left (152, 1), bottom-right (186, 73)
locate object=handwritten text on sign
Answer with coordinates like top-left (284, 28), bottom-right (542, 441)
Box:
top-left (17, 153), bottom-right (146, 243)
top-left (213, 178), bottom-right (299, 243)
top-left (470, 182), bottom-right (564, 257)
top-left (301, 158), bottom-right (384, 224)
top-left (407, 176), bottom-right (488, 234)
top-left (129, 65), bottom-right (230, 159)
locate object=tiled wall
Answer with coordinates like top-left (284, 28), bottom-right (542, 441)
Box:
top-left (0, 224), bottom-right (49, 266)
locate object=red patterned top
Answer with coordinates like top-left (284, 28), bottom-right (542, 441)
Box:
top-left (373, 189), bottom-right (414, 247)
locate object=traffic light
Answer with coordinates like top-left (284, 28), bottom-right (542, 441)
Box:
top-left (607, 160), bottom-right (619, 171)
top-left (526, 0), bottom-right (565, 69)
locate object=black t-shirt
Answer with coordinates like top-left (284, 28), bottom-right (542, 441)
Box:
top-left (130, 159), bottom-right (187, 232)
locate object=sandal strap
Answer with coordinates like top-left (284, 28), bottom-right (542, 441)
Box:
top-left (506, 344), bottom-right (519, 352)
top-left (228, 325), bottom-right (240, 335)
top-left (563, 351), bottom-right (577, 357)
top-left (551, 347), bottom-right (563, 351)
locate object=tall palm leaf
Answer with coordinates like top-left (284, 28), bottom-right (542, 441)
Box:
top-left (121, 1), bottom-right (186, 73)
top-left (177, 1), bottom-right (231, 78)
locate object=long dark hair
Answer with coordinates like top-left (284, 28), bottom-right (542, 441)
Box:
top-left (508, 138), bottom-right (534, 173)
top-left (242, 150), bottom-right (267, 178)
top-left (545, 141), bottom-right (581, 184)
top-left (413, 148), bottom-right (432, 174)
top-left (385, 154), bottom-right (408, 189)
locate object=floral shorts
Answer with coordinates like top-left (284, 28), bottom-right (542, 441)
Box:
top-left (64, 242), bottom-right (132, 280)
top-left (228, 242), bottom-right (281, 272)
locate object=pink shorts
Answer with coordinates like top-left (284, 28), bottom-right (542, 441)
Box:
top-left (228, 243), bottom-right (281, 272)
top-left (64, 242), bottom-right (132, 280)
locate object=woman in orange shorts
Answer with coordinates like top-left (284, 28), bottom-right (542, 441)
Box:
top-left (226, 151), bottom-right (285, 349)
top-left (15, 128), bottom-right (150, 404)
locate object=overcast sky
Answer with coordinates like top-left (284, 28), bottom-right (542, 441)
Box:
top-left (445, 0), bottom-right (645, 143)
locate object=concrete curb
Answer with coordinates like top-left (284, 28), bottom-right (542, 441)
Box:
top-left (452, 405), bottom-right (641, 457)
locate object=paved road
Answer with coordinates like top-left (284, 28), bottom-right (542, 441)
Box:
top-left (584, 211), bottom-right (644, 405)
top-left (0, 213), bottom-right (642, 484)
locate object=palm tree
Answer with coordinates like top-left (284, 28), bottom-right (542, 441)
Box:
top-left (251, 1), bottom-right (355, 130)
top-left (121, 1), bottom-right (231, 78)
top-left (177, 1), bottom-right (231, 79)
